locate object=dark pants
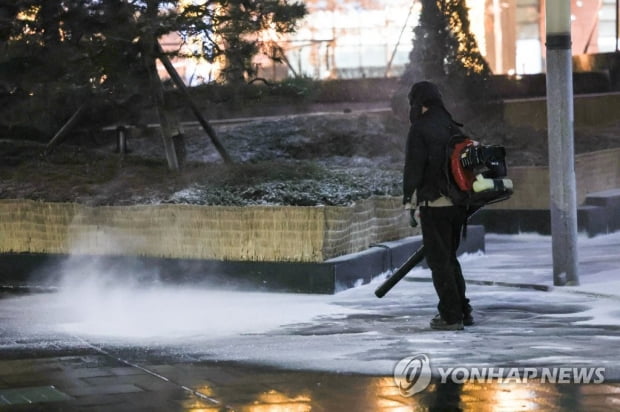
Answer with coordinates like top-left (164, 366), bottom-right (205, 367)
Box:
top-left (420, 205), bottom-right (471, 324)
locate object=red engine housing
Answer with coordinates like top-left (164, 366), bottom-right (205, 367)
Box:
top-left (451, 139), bottom-right (476, 191)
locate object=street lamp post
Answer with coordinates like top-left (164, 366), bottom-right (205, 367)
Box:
top-left (616, 0), bottom-right (619, 51)
top-left (545, 0), bottom-right (579, 286)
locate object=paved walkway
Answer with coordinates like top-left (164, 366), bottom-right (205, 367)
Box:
top-left (1, 232), bottom-right (620, 410)
top-left (1, 354), bottom-right (619, 411)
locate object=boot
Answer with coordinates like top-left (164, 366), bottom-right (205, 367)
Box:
top-left (430, 314), bottom-right (464, 331)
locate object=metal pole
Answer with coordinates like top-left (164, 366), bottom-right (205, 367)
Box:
top-left (385, 2), bottom-right (414, 77)
top-left (493, 0), bottom-right (504, 73)
top-left (545, 0), bottom-right (579, 286)
top-left (116, 125), bottom-right (128, 154)
top-left (616, 0), bottom-right (619, 51)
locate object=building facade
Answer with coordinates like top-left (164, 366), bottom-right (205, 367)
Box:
top-left (161, 0), bottom-right (620, 84)
top-left (281, 0), bottom-right (620, 79)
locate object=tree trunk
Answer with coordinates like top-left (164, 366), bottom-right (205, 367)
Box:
top-left (156, 41), bottom-right (232, 164)
top-left (144, 53), bottom-right (180, 171)
top-left (44, 103), bottom-right (87, 155)
top-left (143, 0), bottom-right (180, 170)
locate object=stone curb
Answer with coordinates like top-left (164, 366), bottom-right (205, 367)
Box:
top-left (0, 226), bottom-right (485, 295)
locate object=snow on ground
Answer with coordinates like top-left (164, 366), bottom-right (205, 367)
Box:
top-left (0, 232), bottom-right (619, 378)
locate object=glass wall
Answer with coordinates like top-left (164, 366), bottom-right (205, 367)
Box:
top-left (598, 0), bottom-right (619, 52)
top-left (516, 0), bottom-right (543, 74)
top-left (288, 0), bottom-right (418, 79)
top-left (285, 0), bottom-right (618, 79)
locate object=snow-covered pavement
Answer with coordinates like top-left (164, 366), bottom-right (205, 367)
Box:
top-left (1, 232), bottom-right (619, 380)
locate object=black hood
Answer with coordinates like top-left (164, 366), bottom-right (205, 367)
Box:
top-left (408, 81), bottom-right (445, 123)
top-left (408, 81), bottom-right (444, 107)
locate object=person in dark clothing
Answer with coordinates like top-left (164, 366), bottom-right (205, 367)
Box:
top-left (402, 81), bottom-right (473, 331)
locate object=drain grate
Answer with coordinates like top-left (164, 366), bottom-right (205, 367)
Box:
top-left (0, 385), bottom-right (72, 405)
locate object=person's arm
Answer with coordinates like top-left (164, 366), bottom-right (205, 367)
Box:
top-left (403, 124), bottom-right (427, 205)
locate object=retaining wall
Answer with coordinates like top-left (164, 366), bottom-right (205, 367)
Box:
top-left (502, 92), bottom-right (620, 130)
top-left (491, 148), bottom-right (620, 210)
top-left (0, 197), bottom-right (416, 263)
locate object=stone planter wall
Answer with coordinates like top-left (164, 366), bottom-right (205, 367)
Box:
top-left (0, 197), bottom-right (415, 263)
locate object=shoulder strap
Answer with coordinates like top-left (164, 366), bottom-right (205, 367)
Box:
top-left (448, 119), bottom-right (465, 136)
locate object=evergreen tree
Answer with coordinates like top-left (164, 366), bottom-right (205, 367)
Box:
top-left (0, 0), bottom-right (307, 139)
top-left (212, 0), bottom-right (307, 84)
top-left (398, 0), bottom-right (496, 118)
top-left (0, 0), bottom-right (103, 139)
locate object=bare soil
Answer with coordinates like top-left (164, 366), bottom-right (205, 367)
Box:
top-left (1, 110), bottom-right (619, 206)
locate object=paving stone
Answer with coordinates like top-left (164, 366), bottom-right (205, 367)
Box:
top-left (0, 374), bottom-right (50, 387)
top-left (59, 367), bottom-right (116, 379)
top-left (579, 383), bottom-right (620, 394)
top-left (82, 374), bottom-right (156, 387)
top-left (0, 359), bottom-right (63, 376)
top-left (0, 385), bottom-right (72, 406)
top-left (63, 383), bottom-right (144, 397)
top-left (110, 366), bottom-right (153, 376)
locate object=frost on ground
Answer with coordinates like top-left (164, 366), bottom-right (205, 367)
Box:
top-left (1, 232), bottom-right (619, 378)
top-left (2, 110), bottom-right (620, 206)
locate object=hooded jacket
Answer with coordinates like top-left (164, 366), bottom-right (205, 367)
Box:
top-left (403, 81), bottom-right (457, 205)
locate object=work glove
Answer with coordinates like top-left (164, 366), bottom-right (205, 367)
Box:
top-left (404, 203), bottom-right (420, 228)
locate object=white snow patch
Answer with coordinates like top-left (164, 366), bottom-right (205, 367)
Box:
top-left (1, 230), bottom-right (620, 375)
top-left (53, 282), bottom-right (360, 340)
